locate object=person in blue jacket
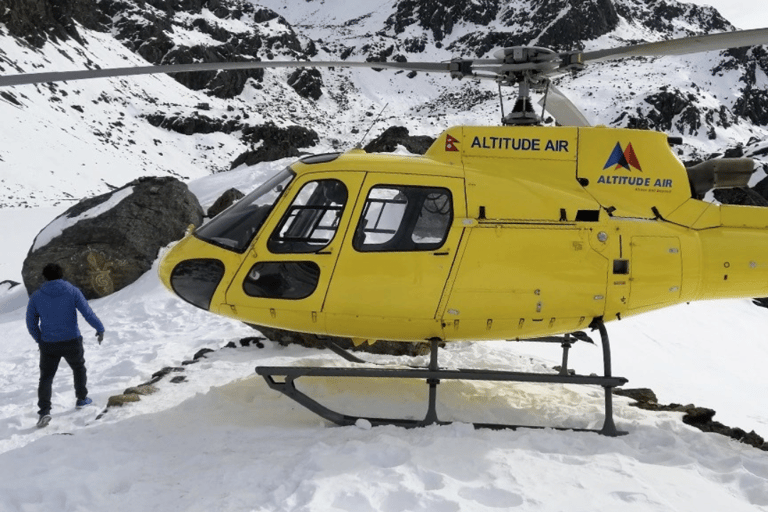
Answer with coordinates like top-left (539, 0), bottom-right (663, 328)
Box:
top-left (26, 263), bottom-right (105, 428)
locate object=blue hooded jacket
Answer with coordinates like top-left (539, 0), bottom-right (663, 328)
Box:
top-left (26, 279), bottom-right (105, 343)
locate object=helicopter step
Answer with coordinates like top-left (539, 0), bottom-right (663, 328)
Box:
top-left (256, 318), bottom-right (628, 436)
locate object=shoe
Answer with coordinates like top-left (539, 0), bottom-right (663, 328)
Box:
top-left (75, 397), bottom-right (93, 409)
top-left (37, 414), bottom-right (52, 428)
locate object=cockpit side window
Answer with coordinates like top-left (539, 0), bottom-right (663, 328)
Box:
top-left (268, 179), bottom-right (348, 253)
top-left (354, 185), bottom-right (452, 252)
top-left (195, 168), bottom-right (294, 253)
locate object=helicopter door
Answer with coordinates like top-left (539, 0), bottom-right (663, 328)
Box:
top-left (224, 172), bottom-right (365, 334)
top-left (628, 236), bottom-right (682, 310)
top-left (323, 175), bottom-right (465, 341)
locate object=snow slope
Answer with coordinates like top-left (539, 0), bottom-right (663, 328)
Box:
top-left (1, 165), bottom-right (768, 511)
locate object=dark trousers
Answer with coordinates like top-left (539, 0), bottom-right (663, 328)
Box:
top-left (38, 338), bottom-right (88, 416)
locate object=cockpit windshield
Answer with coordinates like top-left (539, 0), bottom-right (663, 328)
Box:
top-left (195, 167), bottom-right (295, 253)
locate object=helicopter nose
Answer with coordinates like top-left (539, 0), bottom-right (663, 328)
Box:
top-left (167, 259), bottom-right (226, 310)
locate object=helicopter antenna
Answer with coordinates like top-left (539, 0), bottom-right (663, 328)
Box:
top-left (355, 102), bottom-right (389, 150)
top-left (498, 83), bottom-right (506, 124)
top-left (540, 79), bottom-right (551, 123)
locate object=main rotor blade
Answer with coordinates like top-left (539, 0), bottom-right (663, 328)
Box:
top-left (0, 60), bottom-right (452, 87)
top-left (579, 27), bottom-right (768, 63)
top-left (538, 84), bottom-right (590, 127)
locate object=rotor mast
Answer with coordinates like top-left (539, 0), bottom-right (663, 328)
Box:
top-left (465, 46), bottom-right (579, 126)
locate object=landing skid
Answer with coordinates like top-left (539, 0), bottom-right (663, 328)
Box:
top-left (256, 318), bottom-right (628, 436)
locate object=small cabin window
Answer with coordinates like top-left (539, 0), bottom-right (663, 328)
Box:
top-left (242, 261), bottom-right (320, 299)
top-left (354, 185), bottom-right (452, 252)
top-left (576, 209), bottom-right (600, 222)
top-left (268, 179), bottom-right (347, 253)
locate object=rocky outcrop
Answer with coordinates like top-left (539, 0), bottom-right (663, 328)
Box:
top-left (142, 114), bottom-right (319, 167)
top-left (287, 69), bottom-right (323, 101)
top-left (446, 0), bottom-right (620, 56)
top-left (615, 388), bottom-right (768, 451)
top-left (0, 0), bottom-right (108, 47)
top-left (96, 0), bottom-right (314, 98)
top-left (230, 123), bottom-right (319, 168)
top-left (611, 85), bottom-right (742, 139)
top-left (614, 0), bottom-right (730, 36)
top-left (385, 0), bottom-right (501, 43)
top-left (364, 126), bottom-right (435, 155)
top-left (713, 187), bottom-right (768, 206)
top-left (720, 46), bottom-right (768, 126)
top-left (22, 177), bottom-right (203, 299)
top-left (144, 112), bottom-right (242, 136)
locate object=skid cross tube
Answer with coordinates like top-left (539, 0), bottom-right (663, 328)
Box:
top-left (256, 318), bottom-right (628, 435)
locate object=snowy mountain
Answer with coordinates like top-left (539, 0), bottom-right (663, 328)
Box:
top-left (2, 1), bottom-right (768, 510)
top-left (1, 0), bottom-right (768, 208)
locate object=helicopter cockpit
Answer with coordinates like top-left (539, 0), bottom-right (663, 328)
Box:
top-left (195, 167), bottom-right (295, 252)
top-left (162, 146), bottom-right (466, 344)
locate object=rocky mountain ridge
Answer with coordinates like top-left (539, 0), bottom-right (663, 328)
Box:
top-left (1, 0), bottom-right (767, 207)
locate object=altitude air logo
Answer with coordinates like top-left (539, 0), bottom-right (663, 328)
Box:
top-left (604, 142), bottom-right (642, 172)
top-left (597, 141), bottom-right (674, 189)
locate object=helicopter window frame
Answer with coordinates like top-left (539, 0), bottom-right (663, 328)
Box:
top-left (353, 185), bottom-right (453, 253)
top-left (194, 167), bottom-right (295, 254)
top-left (267, 179), bottom-right (349, 254)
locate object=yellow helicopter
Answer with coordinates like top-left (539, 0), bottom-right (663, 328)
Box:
top-left (4, 28), bottom-right (768, 434)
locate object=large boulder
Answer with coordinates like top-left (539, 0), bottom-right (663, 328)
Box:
top-left (22, 177), bottom-right (203, 299)
top-left (206, 188), bottom-right (244, 218)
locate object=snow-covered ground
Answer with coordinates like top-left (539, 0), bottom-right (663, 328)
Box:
top-left (1, 165), bottom-right (767, 512)
top-left (2, 1), bottom-right (768, 508)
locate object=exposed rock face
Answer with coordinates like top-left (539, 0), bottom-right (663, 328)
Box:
top-left (95, 0), bottom-right (316, 99)
top-left (288, 69), bottom-right (323, 100)
top-left (364, 126), bottom-right (435, 155)
top-left (441, 0), bottom-right (620, 56)
top-left (613, 84), bottom-right (742, 139)
top-left (0, 0), bottom-right (108, 47)
top-left (386, 0), bottom-right (502, 43)
top-left (230, 123), bottom-right (319, 167)
top-left (522, 0), bottom-right (620, 50)
top-left (615, 387), bottom-right (768, 451)
top-left (142, 115), bottom-right (319, 168)
top-left (160, 45), bottom-right (264, 99)
top-left (712, 187), bottom-right (768, 206)
top-left (22, 177), bottom-right (203, 299)
top-left (614, 0), bottom-right (731, 34)
top-left (144, 112), bottom-right (242, 136)
top-left (722, 46), bottom-right (768, 126)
